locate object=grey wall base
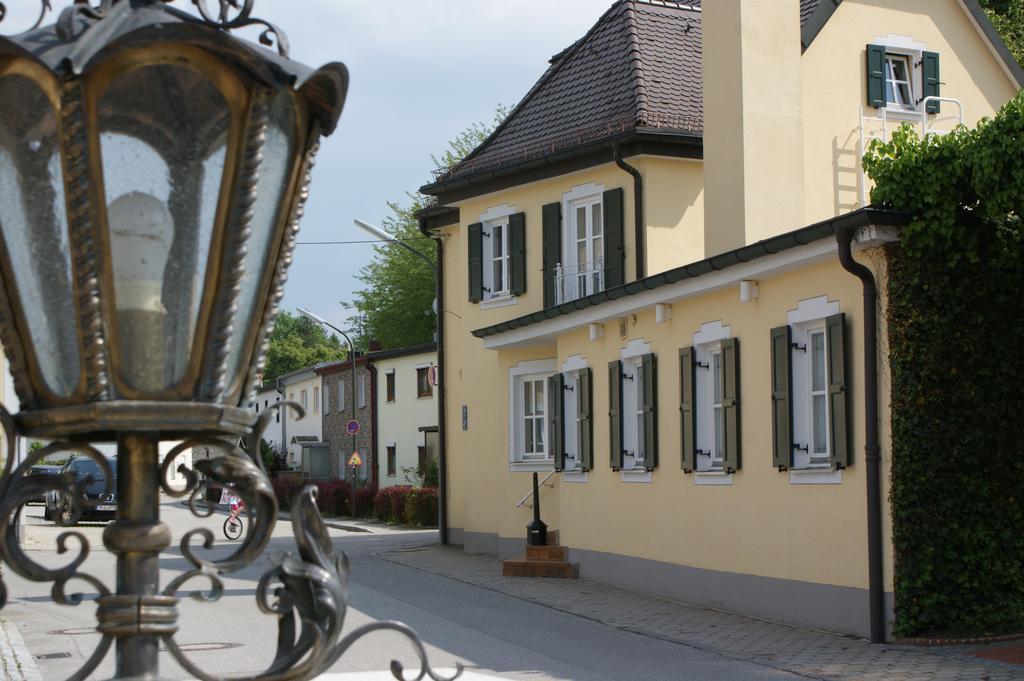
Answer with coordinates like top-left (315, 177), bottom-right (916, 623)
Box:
top-left (448, 527), bottom-right (894, 640)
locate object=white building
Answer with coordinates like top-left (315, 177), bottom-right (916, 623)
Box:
top-left (249, 383), bottom-right (284, 452)
top-left (372, 344), bottom-right (438, 488)
top-left (277, 362), bottom-right (336, 468)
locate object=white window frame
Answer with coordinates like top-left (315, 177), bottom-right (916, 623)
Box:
top-left (692, 321), bottom-right (733, 484)
top-left (560, 183), bottom-right (606, 303)
top-left (619, 338), bottom-right (651, 481)
top-left (337, 382), bottom-right (345, 412)
top-left (322, 385), bottom-right (329, 413)
top-left (508, 359), bottom-right (556, 472)
top-left (478, 204), bottom-right (520, 308)
top-left (300, 389), bottom-right (308, 413)
top-left (313, 386), bottom-right (320, 416)
top-left (357, 374), bottom-right (366, 409)
top-left (787, 296), bottom-right (842, 484)
top-left (560, 354), bottom-right (589, 480)
top-left (874, 34), bottom-right (929, 116)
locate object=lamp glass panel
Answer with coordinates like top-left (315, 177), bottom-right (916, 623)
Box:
top-left (0, 75), bottom-right (81, 397)
top-left (98, 65), bottom-right (229, 392)
top-left (223, 92), bottom-right (297, 392)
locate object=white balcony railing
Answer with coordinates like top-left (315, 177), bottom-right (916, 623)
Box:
top-left (554, 259), bottom-right (605, 305)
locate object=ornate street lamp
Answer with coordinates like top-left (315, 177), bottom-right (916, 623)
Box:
top-left (0, 2), bottom-right (459, 679)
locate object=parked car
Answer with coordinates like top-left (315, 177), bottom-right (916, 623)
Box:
top-left (44, 455), bottom-right (116, 524)
top-left (25, 464), bottom-right (59, 504)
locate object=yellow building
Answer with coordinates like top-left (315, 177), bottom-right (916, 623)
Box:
top-left (417, 0), bottom-right (1022, 640)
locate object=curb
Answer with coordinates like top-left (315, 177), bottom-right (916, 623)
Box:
top-left (176, 500), bottom-right (373, 533)
top-left (896, 633), bottom-right (1024, 646)
top-left (0, 618), bottom-right (41, 681)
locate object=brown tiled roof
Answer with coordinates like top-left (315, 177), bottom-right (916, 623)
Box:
top-left (428, 0), bottom-right (828, 187)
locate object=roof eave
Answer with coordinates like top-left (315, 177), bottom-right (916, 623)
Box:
top-left (420, 128), bottom-right (703, 204)
top-left (471, 206), bottom-right (910, 341)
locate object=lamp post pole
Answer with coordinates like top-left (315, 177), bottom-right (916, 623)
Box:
top-left (297, 308), bottom-right (359, 514)
top-left (352, 219), bottom-right (446, 544)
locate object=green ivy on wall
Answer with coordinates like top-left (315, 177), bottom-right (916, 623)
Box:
top-left (864, 93), bottom-right (1024, 637)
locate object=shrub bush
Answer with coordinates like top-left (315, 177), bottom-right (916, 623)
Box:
top-left (864, 93), bottom-right (1024, 637)
top-left (270, 476), bottom-right (305, 512)
top-left (404, 487), bottom-right (439, 528)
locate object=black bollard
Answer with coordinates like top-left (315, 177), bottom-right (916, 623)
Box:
top-left (526, 471), bottom-right (548, 546)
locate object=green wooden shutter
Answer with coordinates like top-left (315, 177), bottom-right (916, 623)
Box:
top-left (826, 313), bottom-right (850, 470)
top-left (548, 373), bottom-right (565, 472)
top-left (603, 188), bottom-right (625, 289)
top-left (771, 325), bottom-right (793, 470)
top-left (509, 212), bottom-right (526, 296)
top-left (608, 360), bottom-right (622, 471)
top-left (642, 353), bottom-right (658, 471)
top-left (866, 44), bottom-right (886, 108)
top-left (542, 202), bottom-right (561, 308)
top-left (578, 368), bottom-right (594, 471)
top-left (679, 346), bottom-right (696, 473)
top-left (468, 222), bottom-right (483, 303)
top-left (721, 338), bottom-right (741, 474)
top-left (922, 51), bottom-right (941, 114)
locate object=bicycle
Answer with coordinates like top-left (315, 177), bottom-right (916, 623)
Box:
top-left (222, 496), bottom-right (245, 540)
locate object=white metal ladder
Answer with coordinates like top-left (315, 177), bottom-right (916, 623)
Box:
top-left (858, 97), bottom-right (965, 206)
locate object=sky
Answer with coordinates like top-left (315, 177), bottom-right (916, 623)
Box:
top-left (4, 0), bottom-right (607, 332)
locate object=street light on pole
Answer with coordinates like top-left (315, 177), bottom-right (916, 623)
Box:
top-left (352, 218), bottom-right (448, 545)
top-left (0, 2), bottom-right (456, 678)
top-left (296, 307), bottom-right (360, 515)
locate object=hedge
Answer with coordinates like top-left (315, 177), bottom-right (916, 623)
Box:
top-left (271, 477), bottom-right (375, 517)
top-left (373, 486), bottom-right (438, 527)
top-left (864, 93), bottom-right (1024, 636)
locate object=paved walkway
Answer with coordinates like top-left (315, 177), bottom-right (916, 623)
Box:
top-left (381, 544), bottom-right (1024, 681)
top-left (0, 616), bottom-right (42, 681)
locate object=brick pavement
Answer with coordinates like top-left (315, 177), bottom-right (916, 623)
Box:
top-left (381, 545), bottom-right (1024, 681)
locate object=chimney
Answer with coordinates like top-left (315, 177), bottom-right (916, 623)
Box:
top-left (368, 339), bottom-right (382, 352)
top-left (702, 0), bottom-right (805, 255)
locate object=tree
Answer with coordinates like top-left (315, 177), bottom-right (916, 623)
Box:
top-left (981, 0), bottom-right (1024, 65)
top-left (262, 311), bottom-right (347, 384)
top-left (347, 106), bottom-right (508, 349)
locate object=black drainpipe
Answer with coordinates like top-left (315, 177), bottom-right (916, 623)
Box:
top-left (836, 227), bottom-right (884, 644)
top-left (612, 141), bottom-right (645, 280)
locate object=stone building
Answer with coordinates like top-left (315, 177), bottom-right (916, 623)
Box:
top-left (318, 356), bottom-right (375, 486)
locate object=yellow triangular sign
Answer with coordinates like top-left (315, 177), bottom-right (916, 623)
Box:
top-left (347, 452), bottom-right (362, 467)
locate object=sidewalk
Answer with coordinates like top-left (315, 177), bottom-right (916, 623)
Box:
top-left (380, 544), bottom-right (1024, 681)
top-left (0, 617), bottom-right (41, 681)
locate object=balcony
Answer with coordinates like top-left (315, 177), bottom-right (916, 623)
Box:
top-left (554, 259), bottom-right (605, 305)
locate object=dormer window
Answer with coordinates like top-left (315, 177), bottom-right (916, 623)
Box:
top-left (866, 41), bottom-right (941, 114)
top-left (468, 206), bottom-right (525, 306)
top-left (884, 54), bottom-right (913, 109)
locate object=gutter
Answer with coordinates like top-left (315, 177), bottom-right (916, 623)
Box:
top-left (835, 228), bottom-right (885, 644)
top-left (418, 216), bottom-right (449, 546)
top-left (613, 140), bottom-right (645, 280)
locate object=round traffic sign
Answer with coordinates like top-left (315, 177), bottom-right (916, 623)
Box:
top-left (427, 365), bottom-right (438, 387)
top-left (346, 419), bottom-right (360, 435)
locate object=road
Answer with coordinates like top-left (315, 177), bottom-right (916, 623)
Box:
top-left (2, 496), bottom-right (803, 680)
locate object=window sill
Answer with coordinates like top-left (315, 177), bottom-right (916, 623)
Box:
top-left (789, 468), bottom-right (843, 485)
top-left (510, 460), bottom-right (554, 473)
top-left (416, 394), bottom-right (433, 399)
top-left (480, 294), bottom-right (518, 310)
top-left (694, 471), bottom-right (733, 486)
top-left (563, 470), bottom-right (588, 484)
top-left (620, 468), bottom-right (652, 483)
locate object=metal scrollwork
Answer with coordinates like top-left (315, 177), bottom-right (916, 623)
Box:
top-left (2, 0), bottom-right (289, 56)
top-left (0, 404), bottom-right (115, 681)
top-left (0, 398), bottom-right (459, 680)
top-left (188, 0), bottom-right (290, 57)
top-left (0, 0), bottom-right (52, 34)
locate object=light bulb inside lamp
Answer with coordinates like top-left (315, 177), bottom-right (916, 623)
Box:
top-left (108, 191), bottom-right (173, 313)
top-left (107, 191), bottom-right (175, 391)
